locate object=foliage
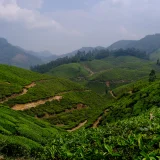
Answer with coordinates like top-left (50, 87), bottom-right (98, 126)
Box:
top-left (149, 69), bottom-right (156, 82)
top-left (0, 105), bottom-right (59, 159)
top-left (31, 48), bottom-right (148, 73)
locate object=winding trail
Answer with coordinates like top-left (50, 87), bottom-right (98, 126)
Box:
top-left (0, 82), bottom-right (36, 103)
top-left (12, 96), bottom-right (62, 111)
top-left (67, 120), bottom-right (88, 132)
top-left (92, 109), bottom-right (109, 128)
top-left (109, 90), bottom-right (117, 99)
top-left (12, 90), bottom-right (89, 111)
top-left (83, 65), bottom-right (94, 77)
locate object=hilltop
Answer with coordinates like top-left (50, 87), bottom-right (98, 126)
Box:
top-left (108, 33), bottom-right (160, 53)
top-left (31, 47), bottom-right (160, 94)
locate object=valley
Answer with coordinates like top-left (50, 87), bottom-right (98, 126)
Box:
top-left (1, 34), bottom-right (160, 159)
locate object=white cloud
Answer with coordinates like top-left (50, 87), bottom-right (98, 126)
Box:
top-left (1, 0), bottom-right (160, 54)
top-left (0, 0), bottom-right (82, 36)
top-left (0, 0), bottom-right (63, 30)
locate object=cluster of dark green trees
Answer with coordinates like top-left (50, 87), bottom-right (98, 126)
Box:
top-left (31, 48), bottom-right (148, 73)
top-left (149, 69), bottom-right (156, 82)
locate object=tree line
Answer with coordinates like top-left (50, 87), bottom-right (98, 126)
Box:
top-left (31, 48), bottom-right (148, 73)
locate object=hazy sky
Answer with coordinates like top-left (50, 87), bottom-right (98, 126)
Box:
top-left (0, 0), bottom-right (160, 54)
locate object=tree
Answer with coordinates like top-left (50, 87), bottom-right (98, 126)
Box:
top-left (157, 59), bottom-right (160, 65)
top-left (149, 69), bottom-right (156, 82)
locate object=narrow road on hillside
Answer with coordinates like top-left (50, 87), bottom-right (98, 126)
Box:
top-left (83, 65), bottom-right (94, 77)
top-left (109, 90), bottom-right (117, 99)
top-left (92, 109), bottom-right (109, 128)
top-left (0, 82), bottom-right (36, 103)
top-left (67, 120), bottom-right (87, 132)
top-left (12, 90), bottom-right (89, 111)
top-left (12, 96), bottom-right (62, 111)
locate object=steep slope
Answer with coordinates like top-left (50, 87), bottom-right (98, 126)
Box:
top-left (0, 105), bottom-right (59, 158)
top-left (0, 64), bottom-right (108, 130)
top-left (1, 64), bottom-right (160, 159)
top-left (48, 56), bottom-right (160, 94)
top-left (0, 38), bottom-right (42, 68)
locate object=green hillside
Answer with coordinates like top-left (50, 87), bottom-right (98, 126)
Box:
top-left (0, 105), bottom-right (59, 159)
top-left (1, 64), bottom-right (160, 159)
top-left (49, 63), bottom-right (90, 79)
top-left (48, 56), bottom-right (160, 94)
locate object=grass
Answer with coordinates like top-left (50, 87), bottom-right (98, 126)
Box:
top-left (1, 64), bottom-right (160, 159)
top-left (25, 91), bottom-right (109, 130)
top-left (5, 78), bottom-right (84, 107)
top-left (49, 63), bottom-right (90, 79)
top-left (0, 64), bottom-right (50, 99)
top-left (48, 56), bottom-right (160, 94)
top-left (0, 105), bottom-right (60, 158)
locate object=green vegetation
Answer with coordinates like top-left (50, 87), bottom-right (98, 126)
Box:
top-left (49, 63), bottom-right (89, 79)
top-left (25, 91), bottom-right (109, 129)
top-left (2, 63), bottom-right (160, 159)
top-left (45, 106), bottom-right (160, 159)
top-left (31, 48), bottom-right (148, 73)
top-left (0, 105), bottom-right (60, 159)
top-left (47, 56), bottom-right (160, 94)
top-left (5, 78), bottom-right (84, 107)
top-left (0, 64), bottom-right (48, 100)
top-left (101, 79), bottom-right (160, 124)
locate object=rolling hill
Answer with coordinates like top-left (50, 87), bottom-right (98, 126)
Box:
top-left (47, 55), bottom-right (160, 94)
top-left (108, 33), bottom-right (160, 53)
top-left (1, 64), bottom-right (160, 159)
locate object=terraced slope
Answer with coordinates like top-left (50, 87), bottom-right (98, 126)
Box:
top-left (0, 105), bottom-right (59, 158)
top-left (1, 64), bottom-right (160, 159)
top-left (0, 64), bottom-right (109, 131)
top-left (48, 56), bottom-right (160, 94)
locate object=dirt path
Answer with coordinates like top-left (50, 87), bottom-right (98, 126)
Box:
top-left (12, 96), bottom-right (62, 111)
top-left (93, 116), bottom-right (102, 128)
top-left (12, 89), bottom-right (89, 111)
top-left (92, 109), bottom-right (109, 128)
top-left (109, 90), bottom-right (117, 99)
top-left (0, 82), bottom-right (36, 103)
top-left (67, 120), bottom-right (87, 132)
top-left (83, 65), bottom-right (94, 77)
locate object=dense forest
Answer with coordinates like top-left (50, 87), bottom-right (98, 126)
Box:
top-left (31, 48), bottom-right (148, 73)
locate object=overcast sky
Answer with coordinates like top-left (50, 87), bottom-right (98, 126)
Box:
top-left (0, 0), bottom-right (160, 55)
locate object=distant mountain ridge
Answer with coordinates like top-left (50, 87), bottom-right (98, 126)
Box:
top-left (107, 34), bottom-right (160, 53)
top-left (0, 38), bottom-right (43, 69)
top-left (60, 46), bottom-right (106, 58)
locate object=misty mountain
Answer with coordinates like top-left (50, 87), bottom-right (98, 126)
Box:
top-left (107, 40), bottom-right (136, 50)
top-left (25, 50), bottom-right (59, 62)
top-left (107, 34), bottom-right (160, 53)
top-left (0, 38), bottom-right (43, 69)
top-left (61, 46), bottom-right (106, 58)
top-left (27, 50), bottom-right (53, 58)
